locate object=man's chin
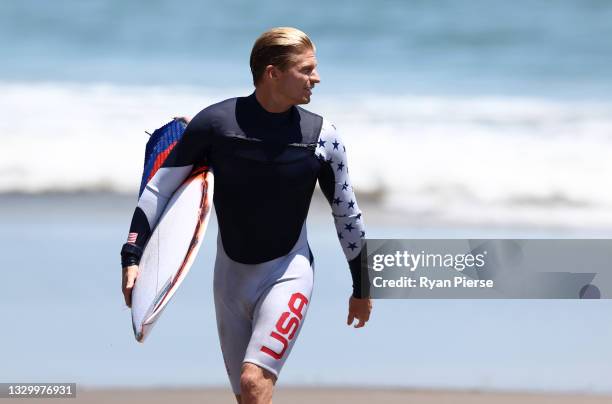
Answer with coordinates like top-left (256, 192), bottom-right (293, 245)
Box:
top-left (290, 94), bottom-right (311, 106)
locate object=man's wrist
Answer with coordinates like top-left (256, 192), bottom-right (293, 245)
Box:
top-left (121, 243), bottom-right (143, 267)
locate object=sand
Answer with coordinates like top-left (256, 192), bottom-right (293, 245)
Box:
top-left (20, 387), bottom-right (611, 404)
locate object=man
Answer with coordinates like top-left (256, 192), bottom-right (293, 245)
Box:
top-left (121, 27), bottom-right (371, 404)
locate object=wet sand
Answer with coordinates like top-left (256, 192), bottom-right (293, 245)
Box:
top-left (36, 387), bottom-right (612, 404)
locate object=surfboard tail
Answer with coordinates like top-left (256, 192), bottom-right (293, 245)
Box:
top-left (138, 119), bottom-right (187, 197)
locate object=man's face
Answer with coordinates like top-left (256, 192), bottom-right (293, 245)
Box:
top-left (274, 48), bottom-right (320, 105)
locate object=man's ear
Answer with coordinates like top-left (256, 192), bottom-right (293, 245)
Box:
top-left (265, 64), bottom-right (279, 81)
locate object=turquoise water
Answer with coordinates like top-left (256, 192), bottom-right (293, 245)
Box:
top-left (2, 0), bottom-right (612, 96)
top-left (1, 195), bottom-right (612, 393)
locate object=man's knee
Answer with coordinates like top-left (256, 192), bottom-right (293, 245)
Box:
top-left (240, 369), bottom-right (261, 396)
top-left (240, 363), bottom-right (276, 397)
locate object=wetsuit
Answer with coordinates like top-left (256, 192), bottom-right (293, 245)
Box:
top-left (121, 92), bottom-right (366, 393)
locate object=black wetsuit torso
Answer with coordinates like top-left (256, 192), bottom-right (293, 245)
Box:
top-left (121, 92), bottom-right (366, 297)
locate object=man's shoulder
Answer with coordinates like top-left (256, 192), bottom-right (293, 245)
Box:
top-left (315, 117), bottom-right (349, 159)
top-left (195, 97), bottom-right (238, 120)
top-left (295, 105), bottom-right (324, 144)
top-left (295, 105), bottom-right (323, 120)
top-left (182, 97), bottom-right (239, 138)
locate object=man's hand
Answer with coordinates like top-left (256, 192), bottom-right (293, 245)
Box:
top-left (173, 116), bottom-right (192, 125)
top-left (122, 265), bottom-right (139, 308)
top-left (347, 296), bottom-right (372, 328)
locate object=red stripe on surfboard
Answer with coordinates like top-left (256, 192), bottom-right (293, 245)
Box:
top-left (147, 141), bottom-right (178, 183)
top-left (151, 168), bottom-right (212, 314)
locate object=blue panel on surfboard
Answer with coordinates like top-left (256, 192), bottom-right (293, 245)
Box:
top-left (139, 119), bottom-right (187, 197)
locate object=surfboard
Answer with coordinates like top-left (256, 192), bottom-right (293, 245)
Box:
top-left (130, 119), bottom-right (214, 342)
top-left (131, 166), bottom-right (213, 342)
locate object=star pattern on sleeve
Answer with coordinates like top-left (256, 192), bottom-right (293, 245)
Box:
top-left (316, 119), bottom-right (365, 262)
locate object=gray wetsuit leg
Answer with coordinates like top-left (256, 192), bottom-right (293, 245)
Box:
top-left (213, 224), bottom-right (314, 394)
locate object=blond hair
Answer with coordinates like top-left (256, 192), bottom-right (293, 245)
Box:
top-left (250, 27), bottom-right (315, 85)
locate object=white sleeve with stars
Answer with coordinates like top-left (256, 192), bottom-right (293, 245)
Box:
top-left (315, 118), bottom-right (366, 261)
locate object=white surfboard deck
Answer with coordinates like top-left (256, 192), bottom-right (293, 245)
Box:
top-left (131, 167), bottom-right (214, 342)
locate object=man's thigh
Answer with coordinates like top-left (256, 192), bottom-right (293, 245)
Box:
top-left (243, 251), bottom-right (314, 377)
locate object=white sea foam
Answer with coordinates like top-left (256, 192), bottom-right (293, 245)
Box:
top-left (2, 82), bottom-right (612, 228)
top-left (314, 94), bottom-right (612, 228)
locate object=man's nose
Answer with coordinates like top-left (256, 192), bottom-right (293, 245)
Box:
top-left (310, 68), bottom-right (321, 84)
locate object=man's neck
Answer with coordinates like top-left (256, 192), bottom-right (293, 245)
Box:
top-left (254, 88), bottom-right (292, 113)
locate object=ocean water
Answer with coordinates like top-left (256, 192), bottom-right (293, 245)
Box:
top-left (2, 0), bottom-right (612, 95)
top-left (2, 0), bottom-right (612, 394)
top-left (2, 0), bottom-right (612, 228)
